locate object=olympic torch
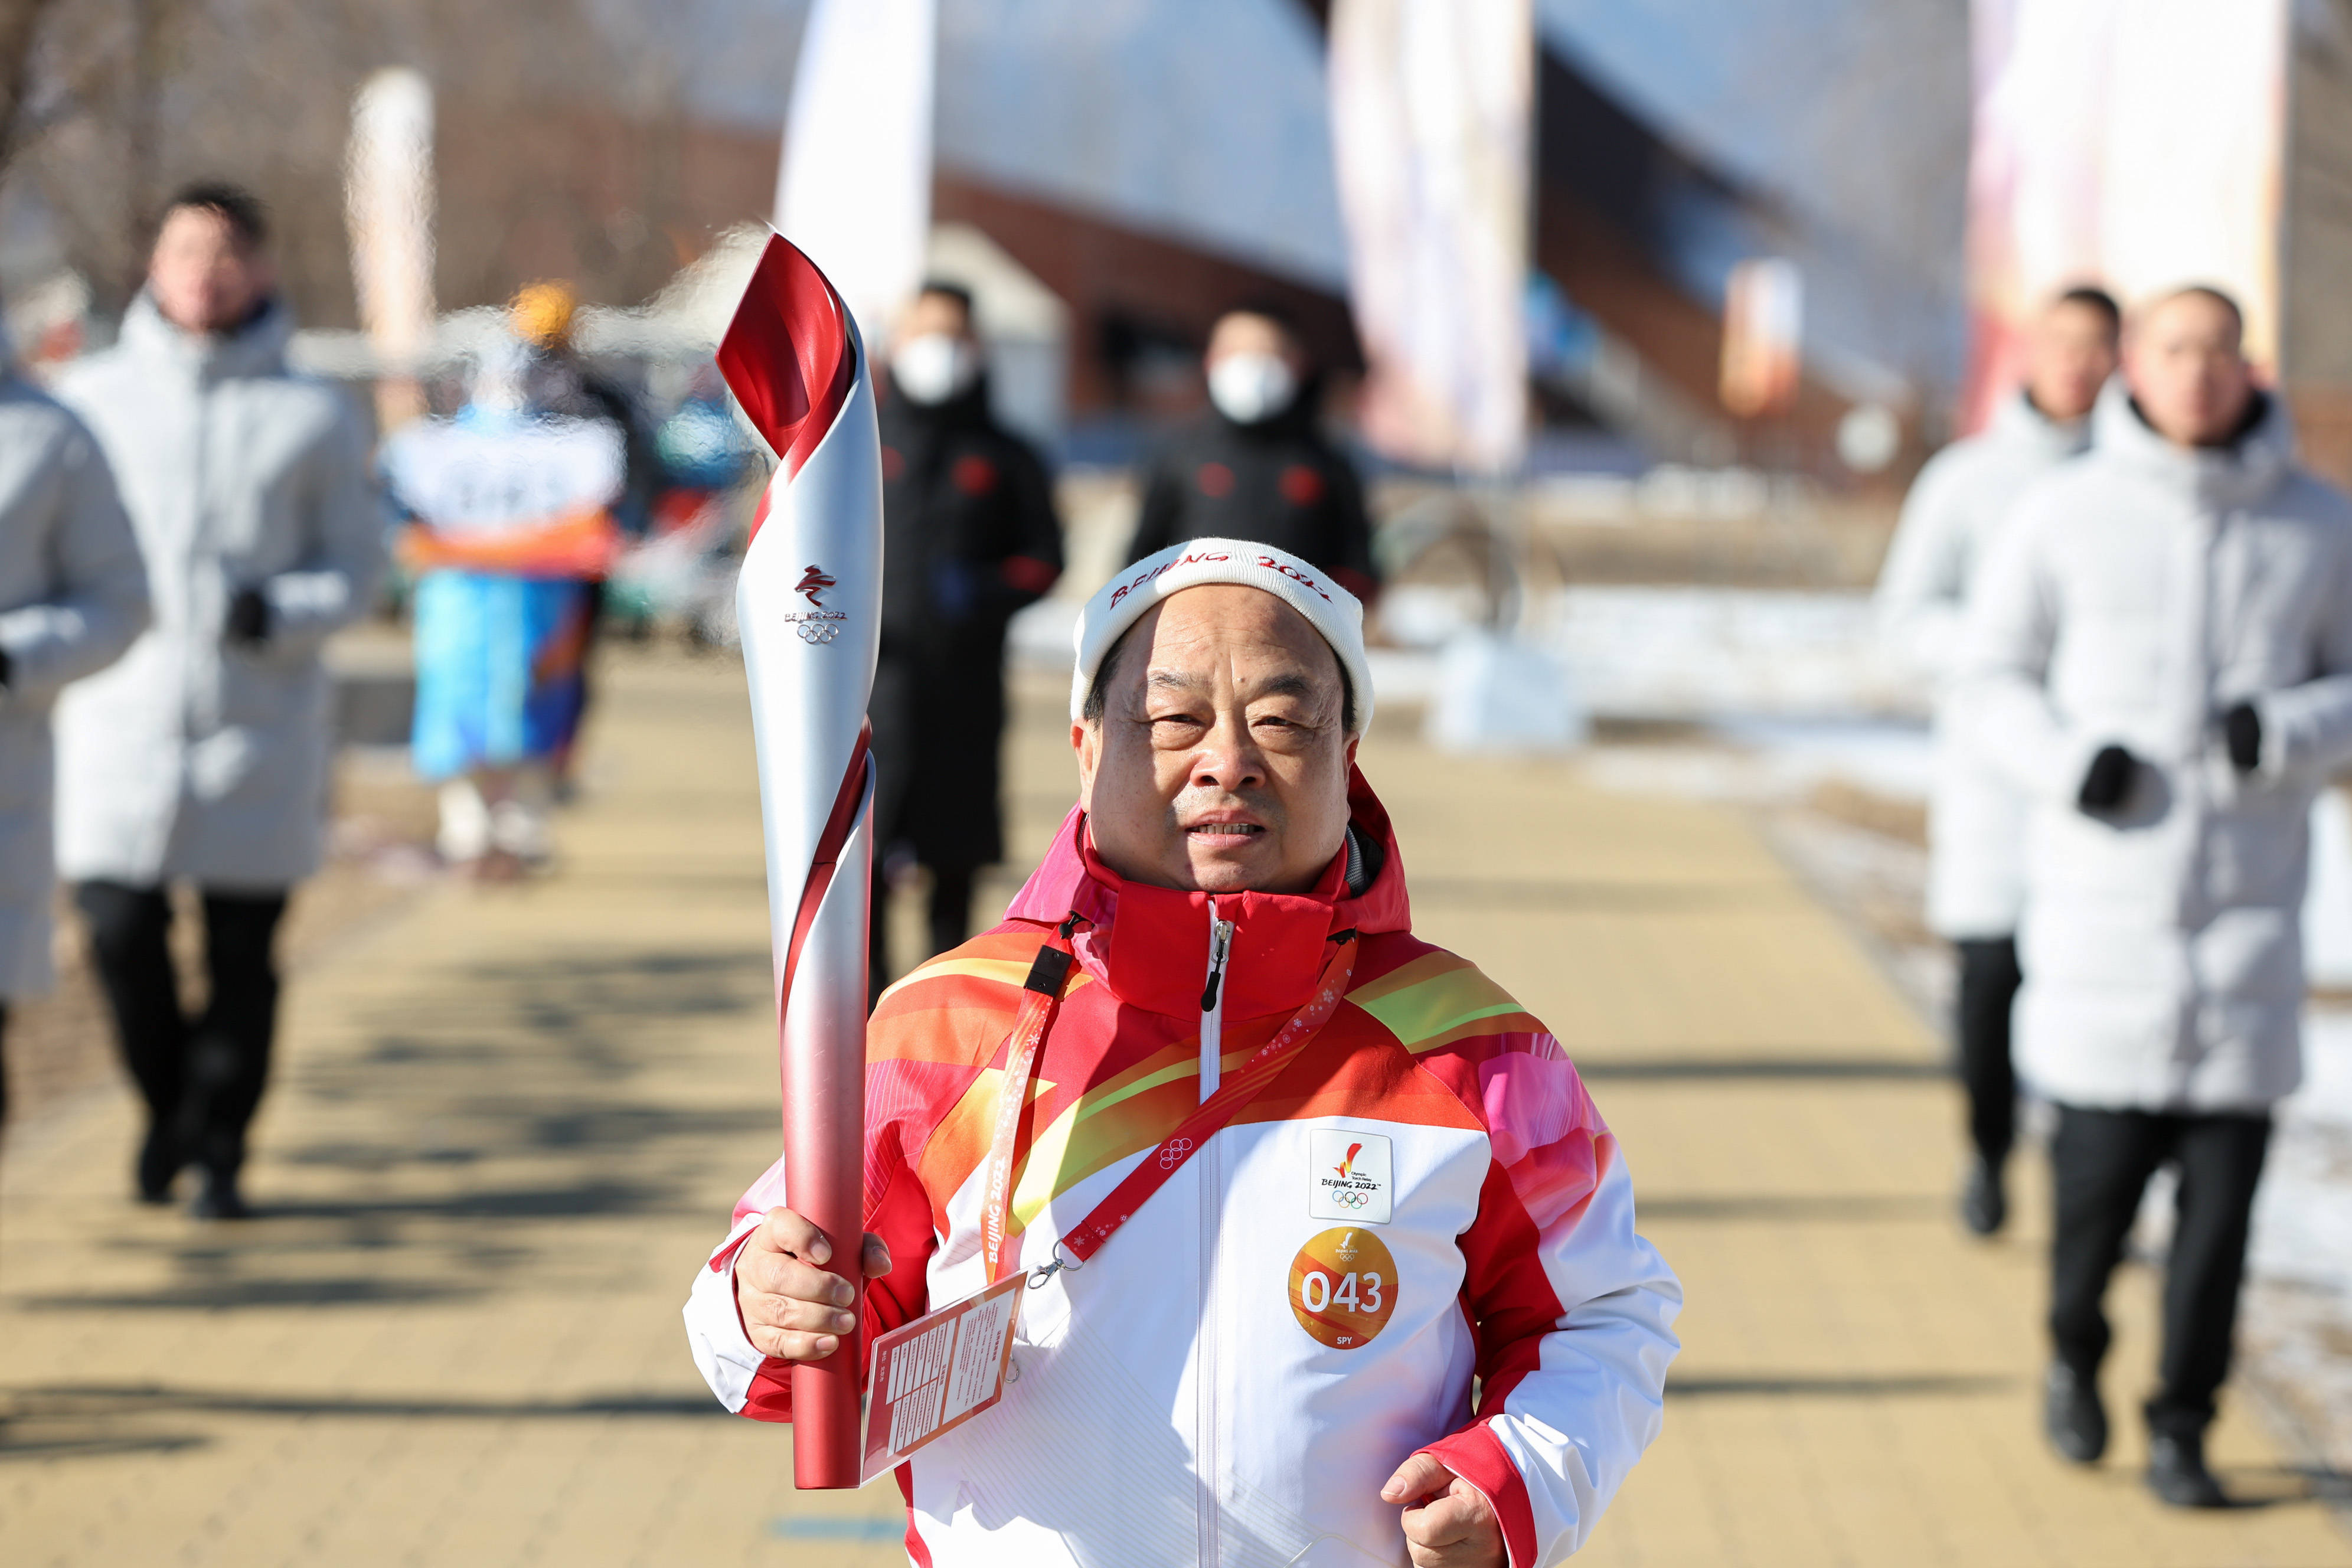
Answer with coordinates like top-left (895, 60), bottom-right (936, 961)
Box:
top-left (717, 235), bottom-right (883, 1489)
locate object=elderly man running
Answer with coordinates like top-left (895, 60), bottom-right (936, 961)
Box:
top-left (686, 541), bottom-right (1681, 1567)
top-left (1965, 286), bottom-right (2352, 1506)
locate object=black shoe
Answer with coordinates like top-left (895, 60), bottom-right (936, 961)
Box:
top-left (2145, 1429), bottom-right (2228, 1508)
top-left (136, 1122), bottom-right (182, 1204)
top-left (1960, 1155), bottom-right (2007, 1236)
top-left (2044, 1364), bottom-right (2108, 1464)
top-left (188, 1170), bottom-right (250, 1221)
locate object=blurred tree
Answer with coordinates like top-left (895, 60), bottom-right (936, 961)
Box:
top-left (0, 0), bottom-right (66, 176)
top-left (1, 0), bottom-right (720, 323)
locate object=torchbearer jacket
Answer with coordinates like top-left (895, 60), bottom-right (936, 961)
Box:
top-left (685, 773), bottom-right (1681, 1567)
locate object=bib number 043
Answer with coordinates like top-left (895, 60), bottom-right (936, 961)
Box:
top-left (1288, 1226), bottom-right (1399, 1350)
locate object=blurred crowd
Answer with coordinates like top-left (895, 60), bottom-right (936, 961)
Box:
top-left (0, 179), bottom-right (1378, 1220)
top-left (7, 165), bottom-right (2324, 1525)
top-left (1875, 280), bottom-right (2351, 1508)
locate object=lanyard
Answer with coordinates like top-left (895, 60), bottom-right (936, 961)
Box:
top-left (976, 921), bottom-right (1079, 1282)
top-left (976, 917), bottom-right (1358, 1286)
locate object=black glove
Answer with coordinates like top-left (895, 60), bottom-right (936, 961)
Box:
top-left (0, 645), bottom-right (12, 690)
top-left (225, 587), bottom-right (271, 646)
top-left (2225, 701), bottom-right (2262, 773)
top-left (2077, 744), bottom-right (2139, 812)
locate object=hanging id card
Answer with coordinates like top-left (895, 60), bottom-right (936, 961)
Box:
top-left (857, 1272), bottom-right (1025, 1485)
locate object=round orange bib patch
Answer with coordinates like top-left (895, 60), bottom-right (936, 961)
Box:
top-left (1288, 1227), bottom-right (1399, 1350)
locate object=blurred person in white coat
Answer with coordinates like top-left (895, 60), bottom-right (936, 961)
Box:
top-left (1962, 286), bottom-right (2352, 1507)
top-left (1876, 285), bottom-right (2119, 1236)
top-left (53, 184), bottom-right (384, 1219)
top-left (0, 354), bottom-right (148, 1132)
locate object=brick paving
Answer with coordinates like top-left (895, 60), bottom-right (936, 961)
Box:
top-left (2, 648), bottom-right (2345, 1565)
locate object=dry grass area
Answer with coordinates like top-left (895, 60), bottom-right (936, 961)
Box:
top-left (1374, 478), bottom-right (1900, 594)
top-left (1537, 509), bottom-right (1898, 590)
top-left (1804, 777), bottom-right (1929, 848)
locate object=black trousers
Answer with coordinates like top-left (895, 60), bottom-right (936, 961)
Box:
top-left (1954, 937), bottom-right (2021, 1167)
top-left (868, 863), bottom-right (978, 1000)
top-left (2049, 1103), bottom-right (2272, 1436)
top-left (75, 881), bottom-right (289, 1180)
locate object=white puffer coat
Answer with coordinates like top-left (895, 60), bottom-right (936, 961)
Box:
top-left (1876, 391), bottom-right (2089, 938)
top-left (52, 296), bottom-right (383, 891)
top-left (1961, 386), bottom-right (2352, 1110)
top-left (0, 378), bottom-right (146, 995)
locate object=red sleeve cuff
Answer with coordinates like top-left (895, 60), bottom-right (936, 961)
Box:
top-left (1417, 1423), bottom-right (1537, 1568)
top-left (734, 1287), bottom-right (891, 1427)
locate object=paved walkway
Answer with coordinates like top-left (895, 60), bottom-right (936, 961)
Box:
top-left (3, 649), bottom-right (2346, 1566)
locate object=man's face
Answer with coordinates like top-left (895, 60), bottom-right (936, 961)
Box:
top-left (149, 205), bottom-right (272, 336)
top-left (1074, 584), bottom-right (1358, 896)
top-left (898, 290), bottom-right (975, 348)
top-left (2024, 300), bottom-right (2118, 423)
top-left (1205, 311), bottom-right (1302, 378)
top-left (2125, 292), bottom-right (2255, 448)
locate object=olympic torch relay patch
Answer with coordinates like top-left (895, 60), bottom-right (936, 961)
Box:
top-left (1308, 1128), bottom-right (1391, 1223)
top-left (1288, 1227), bottom-right (1399, 1350)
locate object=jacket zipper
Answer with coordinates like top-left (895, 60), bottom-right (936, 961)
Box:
top-left (1196, 904), bottom-right (1234, 1567)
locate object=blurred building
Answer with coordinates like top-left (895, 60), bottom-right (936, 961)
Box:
top-left (0, 0), bottom-right (2101, 483)
top-left (2285, 2), bottom-right (2352, 488)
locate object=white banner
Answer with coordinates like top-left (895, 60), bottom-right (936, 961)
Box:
top-left (1328, 0), bottom-right (1533, 476)
top-left (1720, 258), bottom-right (1804, 419)
top-left (1964, 0), bottom-right (2288, 429)
top-left (775, 0), bottom-right (937, 348)
top-left (345, 67), bottom-right (436, 427)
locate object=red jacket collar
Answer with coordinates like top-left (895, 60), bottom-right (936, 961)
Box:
top-left (1004, 767), bottom-right (1410, 1021)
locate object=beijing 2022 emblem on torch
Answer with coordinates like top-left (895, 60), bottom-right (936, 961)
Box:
top-left (716, 234), bottom-right (883, 1489)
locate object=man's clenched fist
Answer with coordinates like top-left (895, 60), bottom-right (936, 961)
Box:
top-left (1382, 1451), bottom-right (1505, 1567)
top-left (733, 1206), bottom-right (893, 1361)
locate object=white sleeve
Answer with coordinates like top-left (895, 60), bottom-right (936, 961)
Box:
top-left (2256, 517), bottom-right (2352, 780)
top-left (1417, 1144), bottom-right (1681, 1566)
top-left (258, 401), bottom-right (388, 657)
top-left (1955, 502), bottom-right (2101, 803)
top-left (1873, 453), bottom-right (1973, 680)
top-left (0, 423), bottom-right (148, 704)
top-left (682, 1211), bottom-right (767, 1413)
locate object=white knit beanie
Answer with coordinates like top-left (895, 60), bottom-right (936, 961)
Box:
top-left (1069, 538), bottom-right (1373, 731)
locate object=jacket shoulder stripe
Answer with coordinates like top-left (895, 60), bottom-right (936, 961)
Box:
top-left (1353, 956), bottom-right (1538, 1052)
top-left (876, 952), bottom-right (1092, 1010)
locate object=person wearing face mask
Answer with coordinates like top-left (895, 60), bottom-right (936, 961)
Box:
top-left (1124, 304), bottom-right (1379, 602)
top-left (869, 280), bottom-right (1063, 991)
top-left (1963, 285), bottom-right (2352, 1507)
top-left (51, 183), bottom-right (384, 1220)
top-left (1875, 285), bottom-right (2121, 1239)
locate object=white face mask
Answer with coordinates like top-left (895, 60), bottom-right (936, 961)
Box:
top-left (1207, 351), bottom-right (1299, 424)
top-left (891, 333), bottom-right (979, 406)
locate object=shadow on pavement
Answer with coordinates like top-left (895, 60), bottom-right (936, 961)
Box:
top-left (19, 1278), bottom-right (473, 1311)
top-left (1579, 1054), bottom-right (1943, 1081)
top-left (0, 1425), bottom-right (210, 1462)
top-left (1636, 1192), bottom-right (1947, 1221)
top-left (33, 948), bottom-right (778, 1320)
top-left (6, 1383), bottom-right (724, 1421)
top-left (1666, 1373), bottom-right (2016, 1399)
